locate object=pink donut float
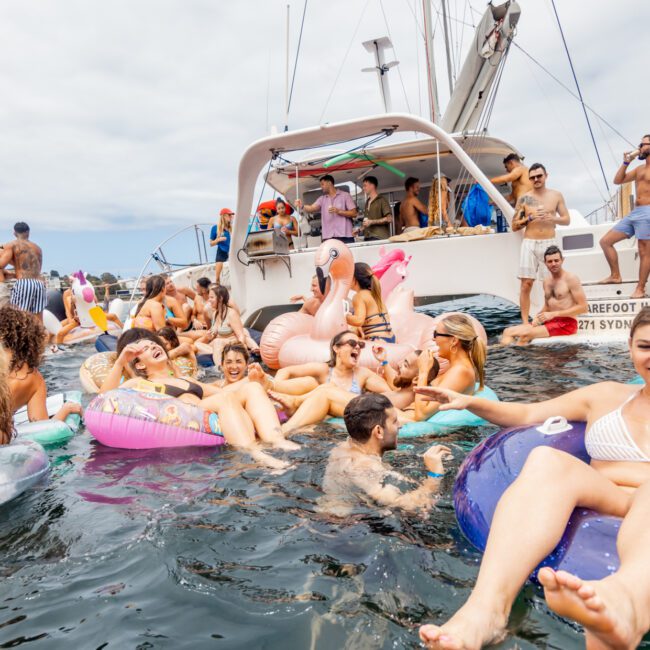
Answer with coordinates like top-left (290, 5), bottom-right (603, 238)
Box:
top-left (85, 389), bottom-right (225, 449)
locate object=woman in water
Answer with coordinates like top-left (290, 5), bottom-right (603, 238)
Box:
top-left (131, 275), bottom-right (168, 331)
top-left (417, 307), bottom-right (650, 650)
top-left (267, 199), bottom-right (298, 248)
top-left (101, 331), bottom-right (298, 467)
top-left (345, 263), bottom-right (395, 343)
top-left (210, 208), bottom-right (233, 286)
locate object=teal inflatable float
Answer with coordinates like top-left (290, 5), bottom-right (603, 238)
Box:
top-left (14, 391), bottom-right (82, 446)
top-left (327, 385), bottom-right (498, 437)
top-left (630, 376), bottom-right (643, 385)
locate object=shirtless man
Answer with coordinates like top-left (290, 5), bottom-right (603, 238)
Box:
top-left (598, 135), bottom-right (650, 298)
top-left (0, 222), bottom-right (46, 319)
top-left (490, 153), bottom-right (533, 205)
top-left (501, 246), bottom-right (587, 344)
top-left (318, 393), bottom-right (450, 516)
top-left (289, 274), bottom-right (324, 316)
top-left (163, 276), bottom-right (190, 329)
top-left (399, 177), bottom-right (428, 232)
top-left (512, 164), bottom-right (571, 324)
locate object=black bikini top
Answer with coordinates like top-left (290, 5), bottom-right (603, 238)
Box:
top-left (161, 380), bottom-right (204, 400)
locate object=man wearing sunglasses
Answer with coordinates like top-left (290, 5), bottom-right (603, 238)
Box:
top-left (511, 163), bottom-right (571, 324)
top-left (598, 135), bottom-right (650, 298)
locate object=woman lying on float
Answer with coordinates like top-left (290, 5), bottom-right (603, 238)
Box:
top-left (416, 307), bottom-right (650, 650)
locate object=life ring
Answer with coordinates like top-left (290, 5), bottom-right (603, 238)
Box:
top-left (454, 419), bottom-right (621, 581)
top-left (85, 388), bottom-right (226, 449)
top-left (0, 440), bottom-right (49, 506)
top-left (79, 352), bottom-right (197, 394)
top-left (13, 391), bottom-right (82, 446)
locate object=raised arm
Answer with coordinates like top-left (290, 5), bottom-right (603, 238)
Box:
top-left (614, 153), bottom-right (639, 186)
top-left (490, 168), bottom-right (521, 185)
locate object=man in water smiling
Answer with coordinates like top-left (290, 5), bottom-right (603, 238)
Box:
top-left (319, 394), bottom-right (450, 515)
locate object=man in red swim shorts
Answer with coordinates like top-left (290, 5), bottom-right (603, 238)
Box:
top-left (501, 245), bottom-right (587, 344)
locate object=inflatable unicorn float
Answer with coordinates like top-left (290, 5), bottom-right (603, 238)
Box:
top-left (260, 240), bottom-right (486, 370)
top-left (43, 271), bottom-right (123, 345)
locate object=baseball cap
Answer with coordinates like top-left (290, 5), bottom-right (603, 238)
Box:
top-left (220, 208), bottom-right (235, 216)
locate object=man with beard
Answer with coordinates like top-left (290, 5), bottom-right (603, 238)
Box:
top-left (599, 135), bottom-right (650, 298)
top-left (319, 394), bottom-right (451, 515)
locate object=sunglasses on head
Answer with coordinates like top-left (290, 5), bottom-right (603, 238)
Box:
top-left (340, 339), bottom-right (365, 349)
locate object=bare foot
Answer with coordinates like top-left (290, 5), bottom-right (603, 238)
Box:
top-left (539, 567), bottom-right (643, 650)
top-left (249, 447), bottom-right (291, 471)
top-left (630, 289), bottom-right (648, 299)
top-left (272, 437), bottom-right (301, 451)
top-left (268, 390), bottom-right (299, 416)
top-left (418, 601), bottom-right (507, 649)
top-left (597, 275), bottom-right (622, 285)
top-left (247, 363), bottom-right (271, 389)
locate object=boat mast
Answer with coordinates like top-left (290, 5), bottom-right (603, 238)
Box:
top-left (441, 0), bottom-right (454, 96)
top-left (284, 4), bottom-right (290, 131)
top-left (422, 0), bottom-right (441, 123)
top-left (361, 37), bottom-right (399, 113)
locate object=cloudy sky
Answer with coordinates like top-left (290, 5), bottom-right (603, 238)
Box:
top-left (0, 0), bottom-right (647, 276)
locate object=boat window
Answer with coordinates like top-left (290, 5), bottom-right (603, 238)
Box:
top-left (561, 233), bottom-right (594, 251)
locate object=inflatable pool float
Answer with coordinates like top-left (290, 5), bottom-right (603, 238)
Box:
top-left (630, 375), bottom-right (643, 385)
top-left (85, 388), bottom-right (226, 449)
top-left (13, 391), bottom-right (82, 446)
top-left (79, 351), bottom-right (197, 394)
top-left (0, 440), bottom-right (49, 506)
top-left (454, 418), bottom-right (621, 581)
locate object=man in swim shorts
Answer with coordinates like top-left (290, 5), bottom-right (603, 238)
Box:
top-left (501, 245), bottom-right (587, 344)
top-left (0, 222), bottom-right (46, 320)
top-left (318, 393), bottom-right (451, 516)
top-left (512, 164), bottom-right (570, 324)
top-left (399, 177), bottom-right (428, 233)
top-left (490, 153), bottom-right (533, 206)
top-left (598, 134), bottom-right (650, 298)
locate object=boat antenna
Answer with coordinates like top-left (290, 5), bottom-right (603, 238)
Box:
top-left (549, 0), bottom-right (609, 193)
top-left (284, 0), bottom-right (308, 132)
top-left (361, 37), bottom-right (399, 112)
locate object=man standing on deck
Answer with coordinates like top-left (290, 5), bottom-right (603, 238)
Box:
top-left (598, 135), bottom-right (650, 298)
top-left (0, 223), bottom-right (46, 320)
top-left (361, 176), bottom-right (393, 241)
top-left (399, 177), bottom-right (428, 232)
top-left (490, 153), bottom-right (533, 205)
top-left (512, 164), bottom-right (571, 324)
top-left (295, 174), bottom-right (358, 244)
top-left (501, 246), bottom-right (587, 344)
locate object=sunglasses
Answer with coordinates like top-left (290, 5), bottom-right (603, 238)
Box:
top-left (433, 331), bottom-right (454, 339)
top-left (529, 174), bottom-right (544, 181)
top-left (639, 143), bottom-right (650, 148)
top-left (340, 339), bottom-right (366, 349)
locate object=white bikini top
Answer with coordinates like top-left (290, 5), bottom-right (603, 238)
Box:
top-left (585, 390), bottom-right (650, 463)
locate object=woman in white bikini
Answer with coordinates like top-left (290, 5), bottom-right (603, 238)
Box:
top-left (416, 307), bottom-right (650, 650)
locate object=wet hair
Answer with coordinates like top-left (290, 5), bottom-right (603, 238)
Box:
top-left (319, 174), bottom-right (335, 185)
top-left (0, 346), bottom-right (15, 445)
top-left (210, 285), bottom-right (230, 324)
top-left (438, 313), bottom-right (487, 389)
top-left (394, 350), bottom-right (440, 388)
top-left (116, 328), bottom-right (170, 378)
top-left (353, 262), bottom-right (385, 313)
top-left (529, 162), bottom-right (547, 175)
top-left (363, 175), bottom-right (378, 188)
top-left (544, 245), bottom-right (563, 259)
top-left (13, 222), bottom-right (29, 235)
top-left (328, 330), bottom-right (357, 367)
top-left (503, 153), bottom-right (520, 164)
top-left (157, 326), bottom-right (180, 349)
top-left (405, 176), bottom-right (419, 191)
top-left (630, 306), bottom-right (650, 340)
top-left (134, 274), bottom-right (166, 317)
top-left (0, 305), bottom-right (45, 372)
top-left (196, 277), bottom-right (211, 290)
top-left (343, 393), bottom-right (392, 443)
top-left (221, 342), bottom-right (249, 366)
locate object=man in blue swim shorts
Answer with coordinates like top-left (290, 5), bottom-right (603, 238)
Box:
top-left (599, 135), bottom-right (650, 298)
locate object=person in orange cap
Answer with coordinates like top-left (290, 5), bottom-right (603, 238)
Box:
top-left (210, 208), bottom-right (233, 285)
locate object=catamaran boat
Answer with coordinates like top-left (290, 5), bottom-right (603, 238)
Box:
top-left (144, 1), bottom-right (644, 343)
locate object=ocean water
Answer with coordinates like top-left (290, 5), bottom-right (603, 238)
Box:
top-left (0, 297), bottom-right (646, 649)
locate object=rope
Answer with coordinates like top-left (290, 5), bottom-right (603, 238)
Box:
top-left (284, 0), bottom-right (308, 131)
top-left (549, 0), bottom-right (609, 193)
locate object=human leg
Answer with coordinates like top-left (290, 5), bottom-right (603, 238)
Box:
top-left (281, 384), bottom-right (355, 433)
top-left (598, 227), bottom-right (629, 284)
top-left (519, 278), bottom-right (534, 324)
top-left (215, 261), bottom-right (224, 285)
top-left (540, 480), bottom-right (650, 650)
top-left (631, 239), bottom-right (650, 298)
top-left (501, 323), bottom-right (534, 344)
top-left (419, 447), bottom-right (631, 649)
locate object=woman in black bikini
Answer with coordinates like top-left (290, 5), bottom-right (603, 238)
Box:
top-left (100, 331), bottom-right (298, 466)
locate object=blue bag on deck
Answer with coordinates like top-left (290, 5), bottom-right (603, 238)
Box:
top-left (461, 184), bottom-right (491, 227)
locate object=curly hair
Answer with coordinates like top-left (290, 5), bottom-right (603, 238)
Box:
top-left (0, 345), bottom-right (14, 445)
top-left (0, 306), bottom-right (45, 372)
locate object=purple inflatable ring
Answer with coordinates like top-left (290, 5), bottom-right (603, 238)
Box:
top-left (454, 420), bottom-right (621, 582)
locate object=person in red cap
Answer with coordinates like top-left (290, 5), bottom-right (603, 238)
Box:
top-left (210, 208), bottom-right (233, 285)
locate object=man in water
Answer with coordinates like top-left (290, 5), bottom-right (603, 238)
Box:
top-left (319, 393), bottom-right (450, 515)
top-left (361, 175), bottom-right (393, 241)
top-left (490, 153), bottom-right (533, 205)
top-left (399, 177), bottom-right (428, 232)
top-left (295, 174), bottom-right (358, 244)
top-left (512, 164), bottom-right (570, 324)
top-left (0, 222), bottom-right (46, 320)
top-left (289, 274), bottom-right (325, 316)
top-left (598, 135), bottom-right (650, 298)
top-left (501, 245), bottom-right (587, 344)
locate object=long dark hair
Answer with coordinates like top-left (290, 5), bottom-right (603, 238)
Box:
top-left (157, 326), bottom-right (180, 349)
top-left (210, 285), bottom-right (230, 324)
top-left (0, 346), bottom-right (14, 445)
top-left (221, 342), bottom-right (249, 365)
top-left (116, 328), bottom-right (171, 378)
top-left (353, 262), bottom-right (385, 312)
top-left (328, 330), bottom-right (355, 367)
top-left (135, 275), bottom-right (166, 317)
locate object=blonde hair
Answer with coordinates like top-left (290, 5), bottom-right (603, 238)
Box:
top-left (0, 345), bottom-right (14, 445)
top-left (440, 313), bottom-right (487, 389)
top-left (218, 212), bottom-right (232, 237)
top-left (630, 306), bottom-right (650, 339)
